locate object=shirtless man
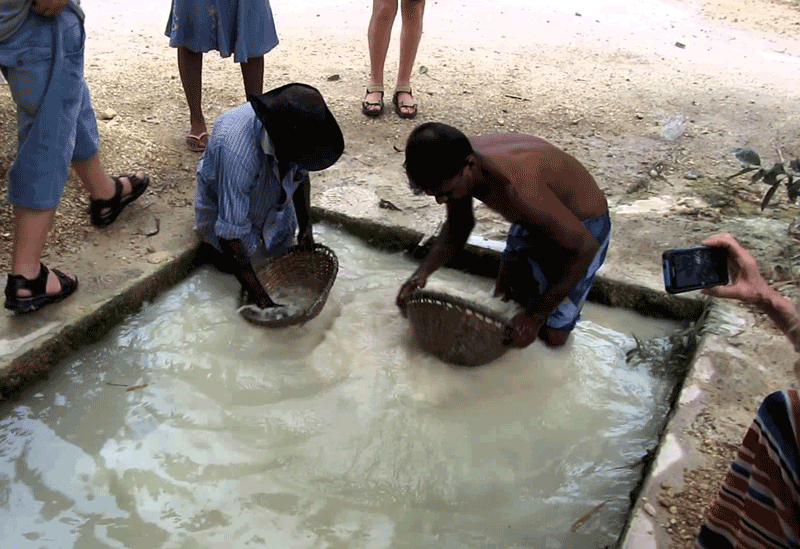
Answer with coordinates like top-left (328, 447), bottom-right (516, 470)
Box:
top-left (396, 122), bottom-right (611, 348)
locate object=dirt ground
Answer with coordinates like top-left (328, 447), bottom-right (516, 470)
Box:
top-left (2, 0), bottom-right (800, 545)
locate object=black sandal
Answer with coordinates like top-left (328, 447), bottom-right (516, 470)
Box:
top-left (90, 173), bottom-right (150, 227)
top-left (4, 263), bottom-right (79, 313)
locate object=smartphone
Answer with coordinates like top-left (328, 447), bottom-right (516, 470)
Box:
top-left (662, 246), bottom-right (729, 294)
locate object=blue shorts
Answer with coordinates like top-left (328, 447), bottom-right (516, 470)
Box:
top-left (0, 9), bottom-right (100, 209)
top-left (501, 211), bottom-right (611, 332)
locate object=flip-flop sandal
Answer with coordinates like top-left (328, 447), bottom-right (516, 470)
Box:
top-left (90, 172), bottom-right (150, 227)
top-left (393, 86), bottom-right (418, 119)
top-left (186, 132), bottom-right (208, 152)
top-left (362, 84), bottom-right (385, 117)
top-left (4, 263), bottom-right (78, 314)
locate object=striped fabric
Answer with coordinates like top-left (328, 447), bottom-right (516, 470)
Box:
top-left (194, 102), bottom-right (306, 258)
top-left (697, 390), bottom-right (800, 549)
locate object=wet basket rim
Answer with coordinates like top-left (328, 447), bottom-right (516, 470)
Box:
top-left (399, 288), bottom-right (513, 366)
top-left (238, 243), bottom-right (338, 328)
top-left (399, 289), bottom-right (514, 330)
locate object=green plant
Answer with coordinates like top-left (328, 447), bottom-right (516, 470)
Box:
top-left (727, 147), bottom-right (800, 210)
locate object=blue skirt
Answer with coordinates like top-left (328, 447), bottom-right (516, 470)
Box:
top-left (164, 0), bottom-right (278, 63)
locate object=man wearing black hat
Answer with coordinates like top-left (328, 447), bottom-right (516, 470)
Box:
top-left (194, 83), bottom-right (344, 308)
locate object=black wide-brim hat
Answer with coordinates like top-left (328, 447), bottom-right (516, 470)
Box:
top-left (249, 83), bottom-right (344, 172)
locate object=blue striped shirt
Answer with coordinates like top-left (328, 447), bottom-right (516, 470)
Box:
top-left (194, 103), bottom-right (306, 257)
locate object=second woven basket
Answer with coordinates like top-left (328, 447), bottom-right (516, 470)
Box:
top-left (400, 289), bottom-right (513, 366)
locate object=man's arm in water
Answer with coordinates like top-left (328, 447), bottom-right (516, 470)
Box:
top-left (396, 197), bottom-right (475, 306)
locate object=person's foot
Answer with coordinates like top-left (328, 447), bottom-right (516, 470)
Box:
top-left (395, 91), bottom-right (414, 115)
top-left (362, 84), bottom-right (385, 117)
top-left (186, 133), bottom-right (208, 152)
top-left (5, 263), bottom-right (79, 313)
top-left (186, 119), bottom-right (209, 152)
top-left (13, 267), bottom-right (75, 297)
top-left (393, 86), bottom-right (418, 119)
top-left (93, 171), bottom-right (146, 213)
top-left (90, 171), bottom-right (150, 227)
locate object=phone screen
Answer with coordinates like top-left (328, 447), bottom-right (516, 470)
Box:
top-left (662, 246), bottom-right (729, 294)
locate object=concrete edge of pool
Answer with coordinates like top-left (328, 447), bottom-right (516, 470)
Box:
top-left (0, 207), bottom-right (740, 548)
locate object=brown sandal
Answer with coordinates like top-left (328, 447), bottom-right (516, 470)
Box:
top-left (392, 86), bottom-right (418, 119)
top-left (362, 84), bottom-right (385, 117)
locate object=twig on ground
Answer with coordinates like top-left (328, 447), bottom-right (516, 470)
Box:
top-left (106, 382), bottom-right (149, 391)
top-left (351, 156), bottom-right (372, 167)
top-left (774, 144), bottom-right (785, 164)
top-left (772, 279), bottom-right (799, 289)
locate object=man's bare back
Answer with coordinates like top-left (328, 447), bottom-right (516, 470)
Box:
top-left (468, 133), bottom-right (608, 224)
top-left (400, 123), bottom-right (611, 348)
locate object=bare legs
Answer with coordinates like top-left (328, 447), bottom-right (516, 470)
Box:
top-left (365, 0), bottom-right (396, 113)
top-left (72, 154), bottom-right (133, 203)
top-left (177, 46), bottom-right (206, 144)
top-left (177, 46), bottom-right (264, 148)
top-left (365, 0), bottom-right (425, 116)
top-left (10, 207), bottom-right (65, 296)
top-left (9, 155), bottom-right (143, 298)
top-left (240, 55), bottom-right (264, 97)
top-left (396, 0), bottom-right (425, 114)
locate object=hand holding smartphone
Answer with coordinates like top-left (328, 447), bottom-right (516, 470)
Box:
top-left (662, 245), bottom-right (729, 294)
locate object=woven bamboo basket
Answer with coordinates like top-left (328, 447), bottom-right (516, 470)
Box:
top-left (238, 243), bottom-right (338, 328)
top-left (399, 289), bottom-right (513, 366)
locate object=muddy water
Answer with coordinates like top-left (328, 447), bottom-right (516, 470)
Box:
top-left (0, 224), bottom-right (680, 548)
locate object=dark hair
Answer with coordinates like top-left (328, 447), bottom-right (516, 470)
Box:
top-left (404, 122), bottom-right (474, 194)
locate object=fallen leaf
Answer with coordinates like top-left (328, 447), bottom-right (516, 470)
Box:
top-left (733, 147), bottom-right (761, 167)
top-left (126, 384), bottom-right (149, 392)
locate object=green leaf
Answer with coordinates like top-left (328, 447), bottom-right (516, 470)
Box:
top-left (733, 147), bottom-right (761, 166)
top-left (762, 181), bottom-right (781, 210)
top-left (790, 158), bottom-right (800, 173)
top-left (419, 66), bottom-right (428, 75)
top-left (788, 180), bottom-right (800, 203)
top-left (751, 169), bottom-right (765, 184)
top-left (763, 173), bottom-right (778, 186)
top-left (767, 162), bottom-right (786, 176)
